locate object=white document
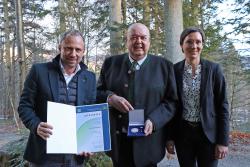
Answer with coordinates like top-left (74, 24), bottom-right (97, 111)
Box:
top-left (47, 102), bottom-right (77, 153)
top-left (46, 101), bottom-right (111, 154)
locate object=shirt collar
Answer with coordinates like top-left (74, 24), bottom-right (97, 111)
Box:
top-left (128, 54), bottom-right (147, 66)
top-left (184, 60), bottom-right (201, 75)
top-left (59, 60), bottom-right (81, 76)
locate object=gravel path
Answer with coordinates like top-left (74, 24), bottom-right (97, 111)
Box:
top-left (158, 138), bottom-right (250, 167)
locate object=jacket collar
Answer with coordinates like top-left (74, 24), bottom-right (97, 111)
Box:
top-left (176, 58), bottom-right (209, 106)
top-left (49, 54), bottom-right (88, 103)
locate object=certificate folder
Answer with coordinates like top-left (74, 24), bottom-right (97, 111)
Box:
top-left (47, 101), bottom-right (111, 153)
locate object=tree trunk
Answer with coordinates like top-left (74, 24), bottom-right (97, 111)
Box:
top-left (85, 20), bottom-right (90, 66)
top-left (0, 64), bottom-right (3, 117)
top-left (12, 41), bottom-right (17, 113)
top-left (3, 0), bottom-right (11, 68)
top-left (121, 0), bottom-right (127, 53)
top-left (143, 0), bottom-right (150, 28)
top-left (59, 0), bottom-right (66, 34)
top-left (3, 0), bottom-right (12, 117)
top-left (15, 0), bottom-right (26, 94)
top-left (163, 0), bottom-right (184, 63)
top-left (152, 1), bottom-right (160, 56)
top-left (110, 0), bottom-right (123, 56)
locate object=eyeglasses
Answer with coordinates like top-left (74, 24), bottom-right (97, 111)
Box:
top-left (185, 40), bottom-right (203, 47)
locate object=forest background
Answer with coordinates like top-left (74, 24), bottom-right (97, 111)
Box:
top-left (0, 0), bottom-right (249, 166)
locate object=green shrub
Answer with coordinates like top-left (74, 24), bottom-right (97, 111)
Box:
top-left (5, 131), bottom-right (112, 167)
top-left (84, 152), bottom-right (113, 167)
top-left (5, 135), bottom-right (28, 167)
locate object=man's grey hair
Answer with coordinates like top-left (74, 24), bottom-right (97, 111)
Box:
top-left (59, 29), bottom-right (84, 44)
top-left (127, 23), bottom-right (150, 38)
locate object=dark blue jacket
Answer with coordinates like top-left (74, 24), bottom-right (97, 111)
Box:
top-left (18, 55), bottom-right (96, 164)
top-left (172, 59), bottom-right (229, 146)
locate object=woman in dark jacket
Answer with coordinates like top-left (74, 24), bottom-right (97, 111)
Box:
top-left (166, 27), bottom-right (229, 167)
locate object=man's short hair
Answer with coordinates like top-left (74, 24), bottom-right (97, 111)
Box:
top-left (59, 29), bottom-right (84, 44)
top-left (127, 23), bottom-right (150, 38)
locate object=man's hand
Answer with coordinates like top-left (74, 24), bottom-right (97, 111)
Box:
top-left (144, 119), bottom-right (153, 136)
top-left (78, 152), bottom-right (94, 158)
top-left (215, 144), bottom-right (228, 159)
top-left (108, 94), bottom-right (134, 113)
top-left (166, 140), bottom-right (175, 154)
top-left (37, 122), bottom-right (53, 140)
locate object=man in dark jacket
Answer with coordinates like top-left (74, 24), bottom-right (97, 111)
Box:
top-left (18, 30), bottom-right (96, 166)
top-left (97, 23), bottom-right (178, 167)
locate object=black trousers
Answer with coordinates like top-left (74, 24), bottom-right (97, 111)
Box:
top-left (175, 121), bottom-right (218, 167)
top-left (112, 133), bottom-right (157, 167)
